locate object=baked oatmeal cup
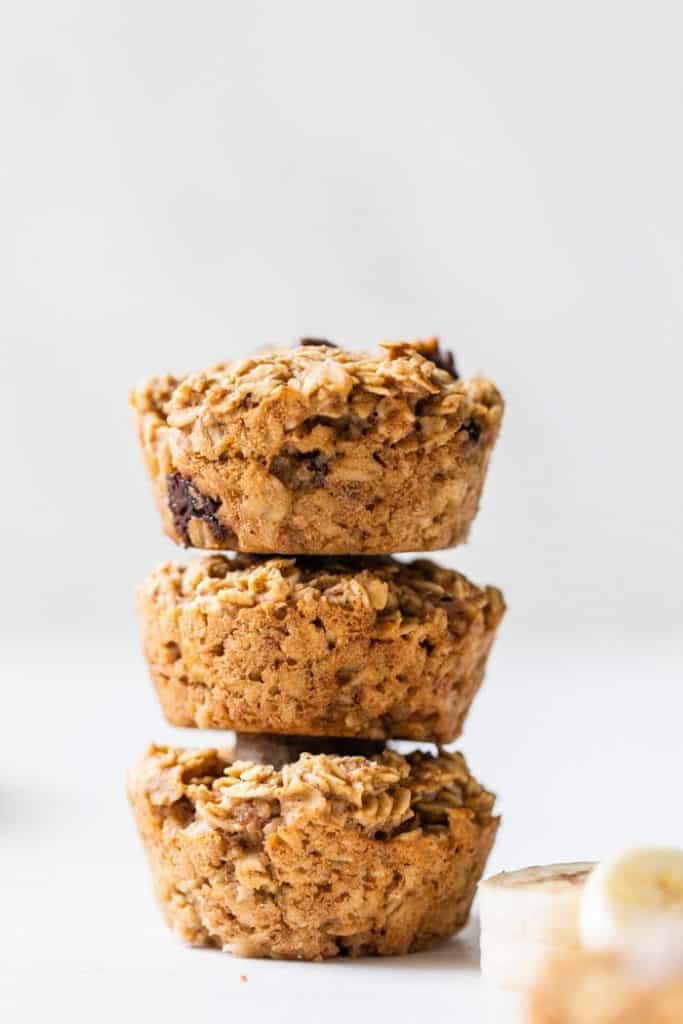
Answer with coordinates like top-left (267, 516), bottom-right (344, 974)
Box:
top-left (137, 553), bottom-right (504, 742)
top-left (128, 742), bottom-right (498, 960)
top-left (131, 339), bottom-right (503, 554)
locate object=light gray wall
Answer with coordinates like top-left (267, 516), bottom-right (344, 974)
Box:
top-left (3, 2), bottom-right (681, 665)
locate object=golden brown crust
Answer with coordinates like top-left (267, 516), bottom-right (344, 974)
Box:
top-left (137, 554), bottom-right (505, 742)
top-left (130, 340), bottom-right (503, 554)
top-left (529, 949), bottom-right (683, 1024)
top-left (127, 743), bottom-right (498, 960)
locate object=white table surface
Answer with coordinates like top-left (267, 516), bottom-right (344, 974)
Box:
top-left (4, 644), bottom-right (682, 1023)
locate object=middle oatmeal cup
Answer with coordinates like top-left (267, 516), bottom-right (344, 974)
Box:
top-left (137, 553), bottom-right (505, 743)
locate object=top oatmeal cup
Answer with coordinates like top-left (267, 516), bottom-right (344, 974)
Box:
top-left (131, 338), bottom-right (503, 554)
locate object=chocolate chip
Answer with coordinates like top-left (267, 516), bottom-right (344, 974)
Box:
top-left (462, 419), bottom-right (482, 443)
top-left (233, 733), bottom-right (385, 770)
top-left (269, 446), bottom-right (329, 492)
top-left (422, 342), bottom-right (459, 379)
top-left (305, 451), bottom-right (329, 487)
top-left (166, 472), bottom-right (230, 546)
top-left (298, 337), bottom-right (339, 349)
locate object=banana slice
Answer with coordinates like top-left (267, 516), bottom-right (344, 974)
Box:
top-left (232, 733), bottom-right (385, 769)
top-left (479, 862), bottom-right (594, 989)
top-left (580, 845), bottom-right (683, 951)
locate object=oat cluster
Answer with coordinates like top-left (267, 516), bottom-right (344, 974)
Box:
top-left (135, 338), bottom-right (472, 429)
top-left (138, 743), bottom-right (494, 839)
top-left (140, 552), bottom-right (502, 628)
top-left (132, 338), bottom-right (500, 475)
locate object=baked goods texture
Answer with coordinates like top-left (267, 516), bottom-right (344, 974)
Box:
top-left (127, 743), bottom-right (498, 960)
top-left (137, 553), bottom-right (504, 741)
top-left (130, 339), bottom-right (503, 554)
top-left (529, 947), bottom-right (683, 1024)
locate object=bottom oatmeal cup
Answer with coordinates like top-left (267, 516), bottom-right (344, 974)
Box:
top-left (127, 743), bottom-right (498, 960)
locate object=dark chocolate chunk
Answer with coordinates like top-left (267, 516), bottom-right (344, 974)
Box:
top-left (269, 446), bottom-right (329, 492)
top-left (303, 451), bottom-right (329, 487)
top-left (232, 733), bottom-right (386, 770)
top-left (166, 472), bottom-right (229, 546)
top-left (422, 341), bottom-right (459, 379)
top-left (299, 337), bottom-right (339, 349)
top-left (462, 419), bottom-right (482, 443)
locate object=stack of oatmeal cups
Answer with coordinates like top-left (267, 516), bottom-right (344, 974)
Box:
top-left (128, 337), bottom-right (505, 960)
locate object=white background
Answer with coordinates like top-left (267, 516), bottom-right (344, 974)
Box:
top-left (2, 2), bottom-right (682, 1021)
